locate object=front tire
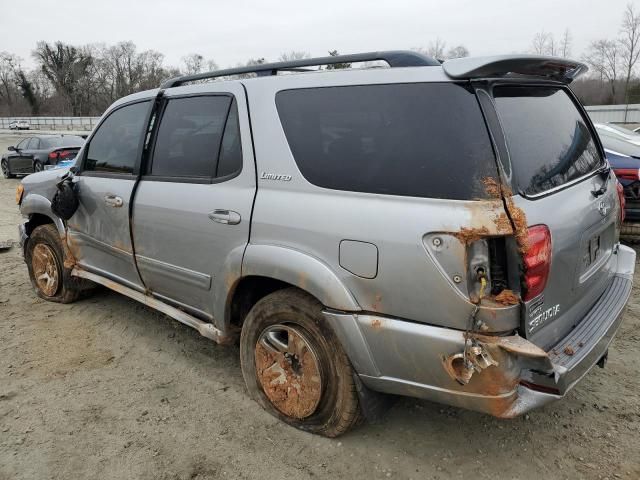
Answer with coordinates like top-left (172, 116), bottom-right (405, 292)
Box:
top-left (1, 160), bottom-right (15, 178)
top-left (240, 288), bottom-right (363, 437)
top-left (25, 224), bottom-right (82, 303)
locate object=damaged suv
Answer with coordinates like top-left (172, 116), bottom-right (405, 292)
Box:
top-left (16, 51), bottom-right (635, 437)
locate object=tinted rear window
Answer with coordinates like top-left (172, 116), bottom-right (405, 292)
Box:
top-left (276, 83), bottom-right (497, 200)
top-left (494, 86), bottom-right (603, 196)
top-left (41, 136), bottom-right (84, 148)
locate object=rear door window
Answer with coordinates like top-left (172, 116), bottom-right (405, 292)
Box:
top-left (276, 83), bottom-right (497, 200)
top-left (493, 86), bottom-right (603, 196)
top-left (149, 95), bottom-right (234, 179)
top-left (27, 138), bottom-right (40, 150)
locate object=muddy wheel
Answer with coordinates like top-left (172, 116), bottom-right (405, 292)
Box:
top-left (25, 224), bottom-right (81, 303)
top-left (1, 160), bottom-right (15, 178)
top-left (621, 222), bottom-right (640, 244)
top-left (240, 288), bottom-right (363, 437)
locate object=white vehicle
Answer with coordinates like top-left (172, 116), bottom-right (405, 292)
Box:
top-left (9, 120), bottom-right (30, 130)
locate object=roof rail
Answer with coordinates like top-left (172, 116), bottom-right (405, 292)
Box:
top-left (160, 50), bottom-right (439, 88)
top-left (442, 55), bottom-right (588, 83)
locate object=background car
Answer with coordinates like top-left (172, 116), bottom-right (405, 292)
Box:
top-left (595, 124), bottom-right (640, 238)
top-left (8, 120), bottom-right (31, 130)
top-left (1, 134), bottom-right (84, 178)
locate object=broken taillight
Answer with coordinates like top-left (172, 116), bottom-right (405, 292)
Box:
top-left (523, 225), bottom-right (552, 302)
top-left (616, 181), bottom-right (626, 223)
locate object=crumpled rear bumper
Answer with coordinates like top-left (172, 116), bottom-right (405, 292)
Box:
top-left (325, 245), bottom-right (635, 417)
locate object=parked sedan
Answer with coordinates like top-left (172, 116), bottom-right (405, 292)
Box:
top-left (1, 135), bottom-right (84, 178)
top-left (8, 120), bottom-right (30, 130)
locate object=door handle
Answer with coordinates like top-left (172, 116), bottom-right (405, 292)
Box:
top-left (104, 194), bottom-right (123, 208)
top-left (208, 209), bottom-right (241, 225)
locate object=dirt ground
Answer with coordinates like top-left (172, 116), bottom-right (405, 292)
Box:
top-left (1, 133), bottom-right (639, 480)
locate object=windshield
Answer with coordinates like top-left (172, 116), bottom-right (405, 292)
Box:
top-left (494, 86), bottom-right (604, 196)
top-left (41, 136), bottom-right (85, 148)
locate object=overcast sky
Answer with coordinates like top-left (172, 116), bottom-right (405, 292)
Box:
top-left (0, 0), bottom-right (634, 69)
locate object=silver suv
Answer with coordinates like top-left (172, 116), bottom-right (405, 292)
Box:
top-left (16, 51), bottom-right (636, 437)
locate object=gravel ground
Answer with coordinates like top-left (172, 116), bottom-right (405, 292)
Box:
top-left (1, 133), bottom-right (639, 480)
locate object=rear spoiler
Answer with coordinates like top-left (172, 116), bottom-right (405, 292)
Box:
top-left (442, 55), bottom-right (588, 83)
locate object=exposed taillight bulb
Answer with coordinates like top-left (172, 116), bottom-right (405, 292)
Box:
top-left (523, 225), bottom-right (552, 302)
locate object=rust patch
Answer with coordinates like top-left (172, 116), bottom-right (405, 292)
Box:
top-left (255, 339), bottom-right (322, 419)
top-left (482, 177), bottom-right (529, 253)
top-left (454, 226), bottom-right (490, 245)
top-left (563, 345), bottom-right (575, 356)
top-left (471, 333), bottom-right (549, 359)
top-left (371, 294), bottom-right (383, 312)
top-left (493, 213), bottom-right (513, 234)
top-left (62, 234), bottom-right (78, 270)
top-left (494, 289), bottom-right (520, 306)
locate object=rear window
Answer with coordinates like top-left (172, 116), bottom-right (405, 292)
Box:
top-left (493, 86), bottom-right (603, 196)
top-left (42, 136), bottom-right (84, 148)
top-left (276, 83), bottom-right (497, 200)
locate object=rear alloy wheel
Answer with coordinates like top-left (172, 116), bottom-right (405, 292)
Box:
top-left (240, 288), bottom-right (363, 437)
top-left (1, 160), bottom-right (14, 178)
top-left (33, 161), bottom-right (43, 173)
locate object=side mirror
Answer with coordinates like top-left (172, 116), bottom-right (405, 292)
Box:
top-left (8, 146), bottom-right (16, 152)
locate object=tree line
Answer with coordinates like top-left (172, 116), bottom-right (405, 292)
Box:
top-left (2, 3), bottom-right (640, 118)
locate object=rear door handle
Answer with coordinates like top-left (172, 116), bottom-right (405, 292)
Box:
top-left (208, 209), bottom-right (241, 225)
top-left (104, 194), bottom-right (123, 207)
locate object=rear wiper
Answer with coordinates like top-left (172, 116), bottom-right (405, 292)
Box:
top-left (591, 164), bottom-right (611, 198)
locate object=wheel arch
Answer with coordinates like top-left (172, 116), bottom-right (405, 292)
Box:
top-left (21, 193), bottom-right (65, 237)
top-left (227, 244), bottom-right (361, 329)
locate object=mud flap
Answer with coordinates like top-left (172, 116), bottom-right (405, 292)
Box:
top-left (353, 373), bottom-right (396, 423)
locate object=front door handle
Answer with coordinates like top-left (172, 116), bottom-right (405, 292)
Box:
top-left (208, 209), bottom-right (241, 225)
top-left (104, 194), bottom-right (123, 208)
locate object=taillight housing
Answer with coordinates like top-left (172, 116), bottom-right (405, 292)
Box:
top-left (616, 181), bottom-right (626, 223)
top-left (612, 168), bottom-right (640, 181)
top-left (523, 225), bottom-right (552, 302)
top-left (48, 151), bottom-right (59, 160)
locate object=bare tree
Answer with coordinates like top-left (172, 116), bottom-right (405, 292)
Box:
top-left (206, 59), bottom-right (219, 71)
top-left (426, 39), bottom-right (446, 60)
top-left (532, 31), bottom-right (551, 55)
top-left (33, 41), bottom-right (93, 115)
top-left (583, 39), bottom-right (620, 101)
top-left (0, 52), bottom-right (22, 115)
top-left (278, 51), bottom-right (310, 62)
top-left (446, 45), bottom-right (469, 59)
top-left (620, 3), bottom-right (640, 103)
top-left (560, 29), bottom-right (572, 57)
top-left (181, 53), bottom-right (204, 75)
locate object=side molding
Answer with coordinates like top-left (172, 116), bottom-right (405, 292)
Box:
top-left (242, 244), bottom-right (361, 311)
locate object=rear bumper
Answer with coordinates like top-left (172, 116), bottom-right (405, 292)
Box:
top-left (326, 244), bottom-right (635, 417)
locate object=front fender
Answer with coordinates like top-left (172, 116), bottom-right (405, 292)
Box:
top-left (20, 193), bottom-right (65, 236)
top-left (241, 244), bottom-right (361, 311)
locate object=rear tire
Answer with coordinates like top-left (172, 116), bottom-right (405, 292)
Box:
top-left (33, 160), bottom-right (43, 173)
top-left (1, 160), bottom-right (15, 178)
top-left (240, 288), bottom-right (363, 437)
top-left (25, 224), bottom-right (82, 303)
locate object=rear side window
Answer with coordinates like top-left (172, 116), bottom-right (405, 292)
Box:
top-left (276, 83), bottom-right (497, 200)
top-left (493, 86), bottom-right (603, 196)
top-left (85, 101), bottom-right (150, 174)
top-left (150, 95), bottom-right (235, 178)
top-left (27, 138), bottom-right (40, 149)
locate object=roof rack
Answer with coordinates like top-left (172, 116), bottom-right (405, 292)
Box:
top-left (160, 50), bottom-right (440, 88)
